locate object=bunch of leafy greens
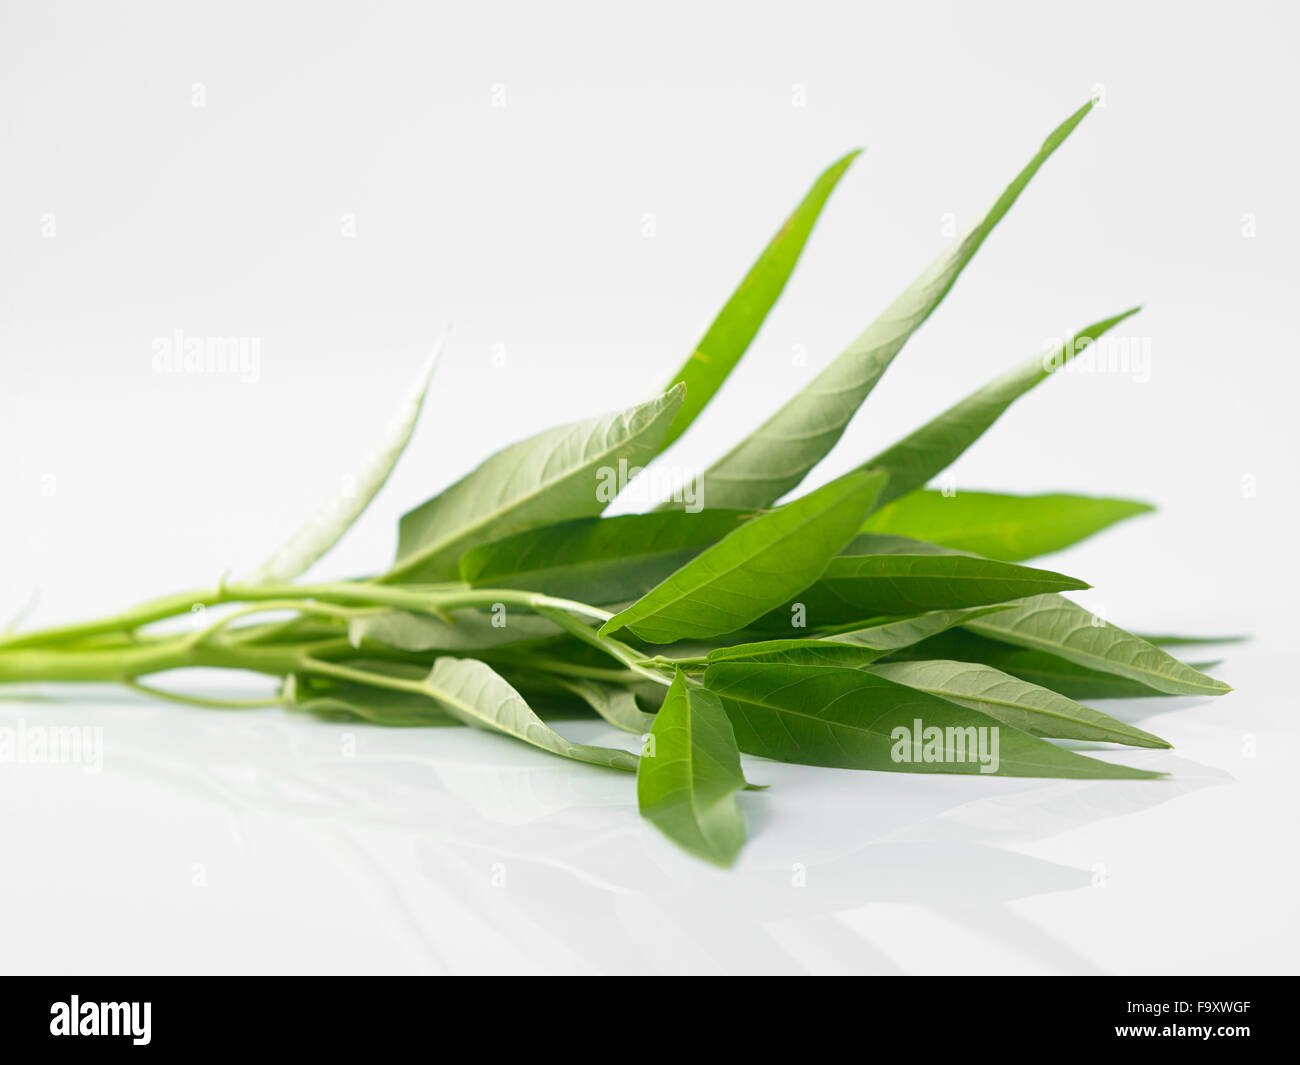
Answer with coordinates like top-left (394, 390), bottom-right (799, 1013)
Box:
top-left (2, 100), bottom-right (1233, 867)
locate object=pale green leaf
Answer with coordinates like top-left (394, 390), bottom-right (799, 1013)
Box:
top-left (866, 659), bottom-right (1171, 748)
top-left (425, 657), bottom-right (638, 771)
top-left (349, 608), bottom-right (561, 652)
top-left (879, 628), bottom-right (1188, 700)
top-left (555, 676), bottom-right (658, 735)
top-left (387, 384), bottom-right (685, 582)
top-left (963, 594), bottom-right (1232, 697)
top-left (246, 335), bottom-right (445, 584)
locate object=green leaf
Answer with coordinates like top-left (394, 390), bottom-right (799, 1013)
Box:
top-left (866, 659), bottom-right (1171, 748)
top-left (1134, 632), bottom-right (1248, 647)
top-left (386, 384), bottom-right (685, 582)
top-left (660, 150), bottom-right (861, 449)
top-left (458, 510), bottom-right (749, 604)
top-left (860, 489), bottom-right (1154, 561)
top-left (755, 534), bottom-right (1088, 629)
top-left (963, 594), bottom-right (1232, 697)
top-left (600, 468), bottom-right (889, 644)
top-left (284, 666), bottom-right (458, 727)
top-left (425, 657), bottom-right (639, 771)
top-left (478, 672), bottom-right (611, 722)
top-left (858, 308), bottom-right (1141, 508)
top-left (637, 671), bottom-right (751, 866)
top-left (705, 605), bottom-right (1008, 666)
top-left (554, 676), bottom-right (658, 734)
top-left (666, 100), bottom-right (1096, 511)
top-left (246, 336), bottom-right (445, 584)
top-left (350, 608), bottom-right (561, 652)
top-left (702, 661), bottom-right (1160, 779)
top-left (879, 628), bottom-right (1187, 700)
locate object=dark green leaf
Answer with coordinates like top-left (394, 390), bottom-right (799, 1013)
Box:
top-left (458, 510), bottom-right (749, 604)
top-left (703, 661), bottom-right (1160, 778)
top-left (754, 534), bottom-right (1088, 629)
top-left (600, 469), bottom-right (888, 643)
top-left (637, 671), bottom-right (751, 866)
top-left (284, 665), bottom-right (457, 727)
top-left (704, 605), bottom-right (1008, 666)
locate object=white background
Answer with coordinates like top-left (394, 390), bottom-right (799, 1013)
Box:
top-left (1, 0), bottom-right (1297, 973)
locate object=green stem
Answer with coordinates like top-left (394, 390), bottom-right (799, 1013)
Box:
top-left (125, 680), bottom-right (284, 710)
top-left (481, 652), bottom-right (642, 685)
top-left (0, 635), bottom-right (310, 685)
top-left (0, 581), bottom-right (612, 652)
top-left (0, 587), bottom-right (220, 650)
top-left (531, 605), bottom-right (670, 686)
top-left (298, 657), bottom-right (430, 696)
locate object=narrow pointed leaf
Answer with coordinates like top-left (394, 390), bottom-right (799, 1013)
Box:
top-left (880, 628), bottom-right (1188, 700)
top-left (661, 150), bottom-right (861, 448)
top-left (458, 510), bottom-right (749, 604)
top-left (1135, 632), bottom-right (1248, 647)
top-left (246, 336), bottom-right (445, 584)
top-left (600, 468), bottom-right (889, 643)
top-left (859, 308), bottom-right (1140, 508)
top-left (667, 100), bottom-right (1096, 510)
top-left (703, 661), bottom-right (1159, 779)
top-left (637, 671), bottom-right (750, 866)
top-left (866, 659), bottom-right (1171, 748)
top-left (555, 676), bottom-right (658, 734)
top-left (284, 667), bottom-right (458, 727)
top-left (755, 534), bottom-right (1088, 629)
top-left (860, 489), bottom-right (1154, 561)
top-left (425, 657), bottom-right (638, 770)
top-left (386, 384), bottom-right (685, 582)
top-left (350, 609), bottom-right (561, 652)
top-left (963, 594), bottom-right (1232, 696)
top-left (705, 605), bottom-right (1008, 666)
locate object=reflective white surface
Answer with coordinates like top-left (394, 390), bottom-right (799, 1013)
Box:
top-left (2, 0), bottom-right (1297, 974)
top-left (1, 635), bottom-right (1292, 974)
